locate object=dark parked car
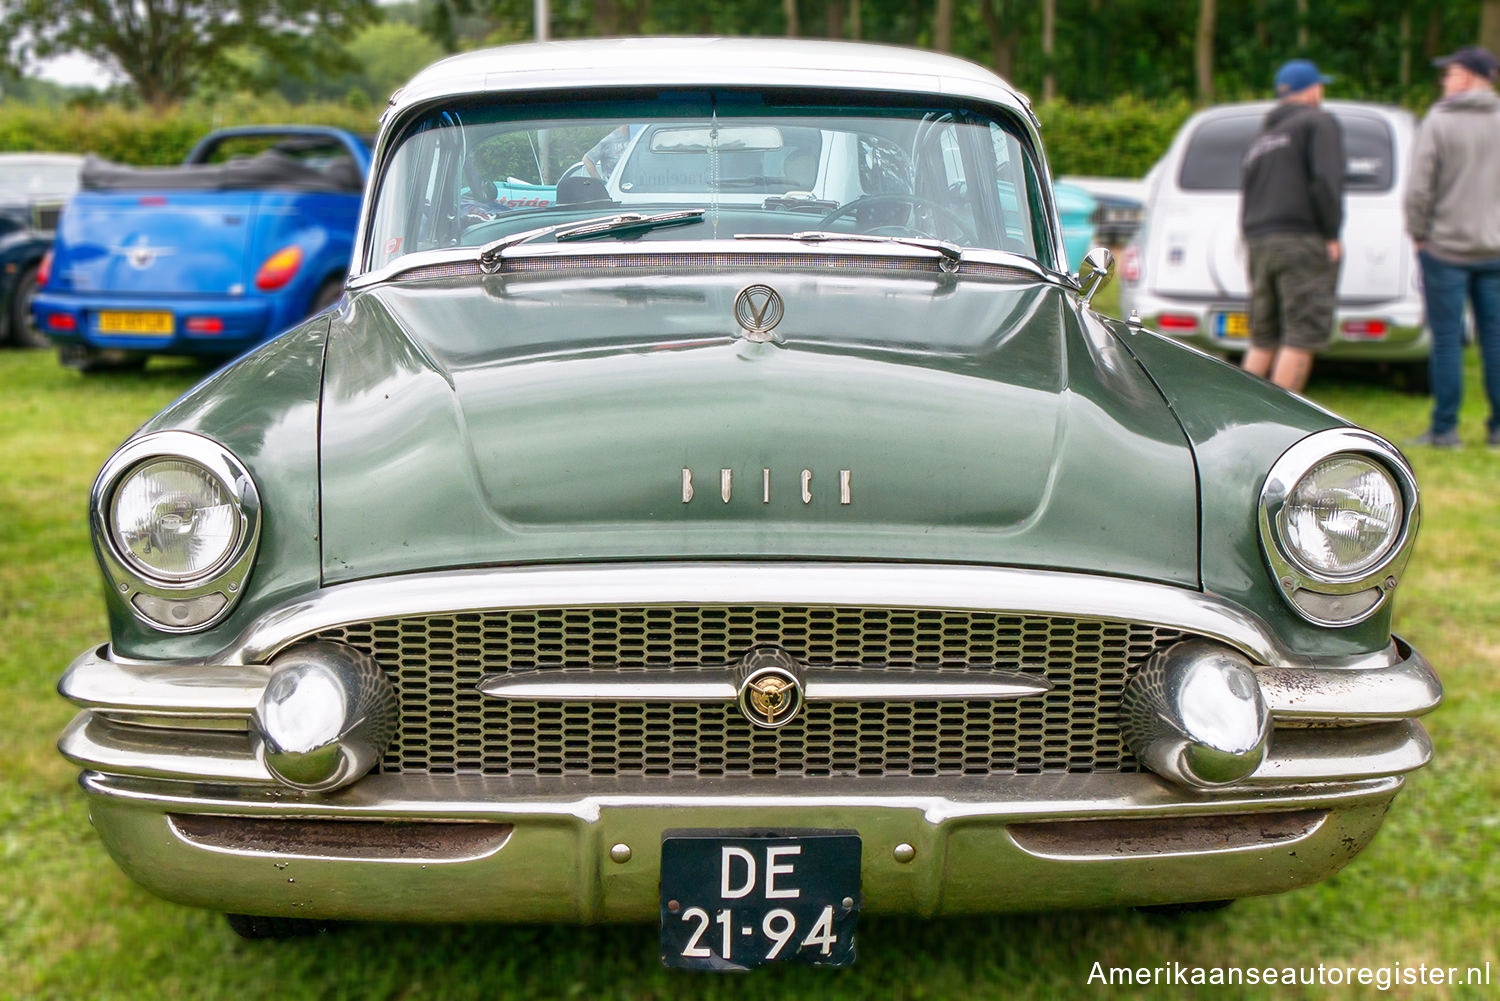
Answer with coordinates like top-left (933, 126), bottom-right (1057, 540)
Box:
top-left (58, 39), bottom-right (1438, 969)
top-left (0, 153), bottom-right (82, 347)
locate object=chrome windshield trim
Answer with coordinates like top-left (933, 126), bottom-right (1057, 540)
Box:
top-left (478, 667), bottom-right (1053, 703)
top-left (349, 240), bottom-right (1057, 291)
top-left (211, 563), bottom-right (1320, 668)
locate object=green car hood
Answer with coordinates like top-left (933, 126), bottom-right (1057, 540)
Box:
top-left (319, 269), bottom-right (1199, 585)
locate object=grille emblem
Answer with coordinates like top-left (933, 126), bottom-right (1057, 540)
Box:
top-left (734, 284), bottom-right (784, 342)
top-left (736, 646), bottom-right (804, 729)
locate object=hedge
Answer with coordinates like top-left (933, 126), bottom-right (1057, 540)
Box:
top-left (0, 94), bottom-right (1193, 179)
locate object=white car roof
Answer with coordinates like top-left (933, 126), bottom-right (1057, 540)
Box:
top-left (388, 37), bottom-right (1034, 123)
top-left (1175, 99), bottom-right (1414, 127)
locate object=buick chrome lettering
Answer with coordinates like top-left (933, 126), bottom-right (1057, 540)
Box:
top-left (58, 38), bottom-right (1439, 969)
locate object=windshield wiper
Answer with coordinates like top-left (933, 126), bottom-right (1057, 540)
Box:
top-left (476, 210), bottom-right (705, 273)
top-left (734, 230), bottom-right (963, 269)
top-left (554, 209), bottom-right (706, 242)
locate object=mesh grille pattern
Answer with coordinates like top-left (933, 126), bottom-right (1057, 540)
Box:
top-left (312, 606), bottom-right (1183, 778)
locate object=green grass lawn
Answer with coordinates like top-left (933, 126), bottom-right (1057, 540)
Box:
top-left (1, 338), bottom-right (1496, 1001)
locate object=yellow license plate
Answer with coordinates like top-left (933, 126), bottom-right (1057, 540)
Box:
top-left (97, 311), bottom-right (174, 335)
top-left (1216, 312), bottom-right (1250, 339)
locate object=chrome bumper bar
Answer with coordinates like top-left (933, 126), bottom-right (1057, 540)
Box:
top-left (78, 770), bottom-right (1404, 921)
top-left (60, 711), bottom-right (1434, 789)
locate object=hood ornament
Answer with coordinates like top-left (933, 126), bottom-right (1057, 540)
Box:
top-left (734, 284), bottom-right (785, 343)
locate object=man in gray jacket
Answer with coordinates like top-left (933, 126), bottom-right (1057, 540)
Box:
top-left (1405, 46), bottom-right (1500, 447)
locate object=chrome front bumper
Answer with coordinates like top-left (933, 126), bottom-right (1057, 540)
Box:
top-left (80, 771), bottom-right (1404, 921)
top-left (59, 563), bottom-right (1441, 921)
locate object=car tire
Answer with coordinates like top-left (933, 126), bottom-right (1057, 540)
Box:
top-left (9, 263), bottom-right (48, 348)
top-left (309, 278), bottom-right (344, 316)
top-left (1135, 899), bottom-right (1236, 917)
top-left (1397, 360), bottom-right (1431, 395)
top-left (224, 913), bottom-right (333, 940)
top-left (58, 344), bottom-right (147, 374)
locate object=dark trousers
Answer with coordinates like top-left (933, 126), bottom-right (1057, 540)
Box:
top-left (1418, 251), bottom-right (1500, 435)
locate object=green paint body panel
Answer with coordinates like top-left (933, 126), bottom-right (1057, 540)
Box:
top-left (317, 271), bottom-right (1200, 588)
top-left (1108, 323), bottom-right (1392, 655)
top-left (107, 319), bottom-right (329, 661)
top-left (101, 267), bottom-right (1396, 665)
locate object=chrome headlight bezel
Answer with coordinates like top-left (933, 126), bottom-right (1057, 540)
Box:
top-left (1258, 428), bottom-right (1419, 627)
top-left (91, 430), bottom-right (261, 633)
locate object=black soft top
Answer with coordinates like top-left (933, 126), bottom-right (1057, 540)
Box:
top-left (80, 149), bottom-right (362, 193)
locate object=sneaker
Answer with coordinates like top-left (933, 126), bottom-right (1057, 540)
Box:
top-left (1406, 430), bottom-right (1462, 449)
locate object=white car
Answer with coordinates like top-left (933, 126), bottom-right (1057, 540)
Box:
top-left (1120, 101), bottom-right (1428, 381)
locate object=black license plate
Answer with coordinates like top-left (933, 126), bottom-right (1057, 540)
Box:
top-left (660, 831), bottom-right (861, 970)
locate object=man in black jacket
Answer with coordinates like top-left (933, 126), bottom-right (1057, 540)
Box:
top-left (1240, 59), bottom-right (1345, 392)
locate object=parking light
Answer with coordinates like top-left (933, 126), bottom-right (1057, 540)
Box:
top-left (37, 249), bottom-right (51, 287)
top-left (255, 245), bottom-right (303, 291)
top-left (186, 316), bottom-right (225, 334)
top-left (46, 313), bottom-right (75, 331)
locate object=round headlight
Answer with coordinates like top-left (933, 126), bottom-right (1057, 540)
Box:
top-left (1281, 455), bottom-right (1402, 576)
top-left (109, 458), bottom-right (241, 581)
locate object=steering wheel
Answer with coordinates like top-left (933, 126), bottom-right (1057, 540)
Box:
top-left (816, 193), bottom-right (974, 243)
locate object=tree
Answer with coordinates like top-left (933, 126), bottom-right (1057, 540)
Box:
top-left (1483, 0), bottom-right (1500, 56)
top-left (1195, 0), bottom-right (1215, 103)
top-left (1, 0), bottom-right (376, 106)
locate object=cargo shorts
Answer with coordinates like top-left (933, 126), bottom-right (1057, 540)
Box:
top-left (1247, 233), bottom-right (1340, 351)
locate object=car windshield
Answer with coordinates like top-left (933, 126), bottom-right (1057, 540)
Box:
top-left (1178, 109), bottom-right (1396, 193)
top-left (366, 91), bottom-right (1056, 271)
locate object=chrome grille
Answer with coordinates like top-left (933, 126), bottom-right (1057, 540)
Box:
top-left (313, 607), bottom-right (1183, 778)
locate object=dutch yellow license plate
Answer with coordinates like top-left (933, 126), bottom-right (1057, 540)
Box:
top-left (1215, 312), bottom-right (1250, 340)
top-left (97, 311), bottom-right (174, 336)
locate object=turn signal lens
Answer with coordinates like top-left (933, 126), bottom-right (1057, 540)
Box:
top-left (37, 250), bottom-right (51, 287)
top-left (1282, 456), bottom-right (1402, 576)
top-left (254, 245), bottom-right (303, 291)
top-left (110, 459), bottom-right (239, 581)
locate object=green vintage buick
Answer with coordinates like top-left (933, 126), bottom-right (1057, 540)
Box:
top-left (59, 39), bottom-right (1439, 969)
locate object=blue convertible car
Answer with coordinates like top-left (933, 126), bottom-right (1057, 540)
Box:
top-left (33, 126), bottom-right (368, 370)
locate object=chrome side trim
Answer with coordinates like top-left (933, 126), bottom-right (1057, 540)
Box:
top-left (478, 666), bottom-right (1053, 703)
top-left (1248, 721), bottom-right (1432, 785)
top-left (1259, 640), bottom-right (1442, 721)
top-left (59, 645), bottom-right (267, 719)
top-left (218, 563), bottom-right (1312, 668)
top-left (59, 714), bottom-right (276, 785)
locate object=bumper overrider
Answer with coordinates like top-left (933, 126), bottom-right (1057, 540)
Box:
top-left (59, 563), bottom-right (1440, 922)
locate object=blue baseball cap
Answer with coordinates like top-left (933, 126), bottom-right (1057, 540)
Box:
top-left (1274, 59), bottom-right (1333, 96)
